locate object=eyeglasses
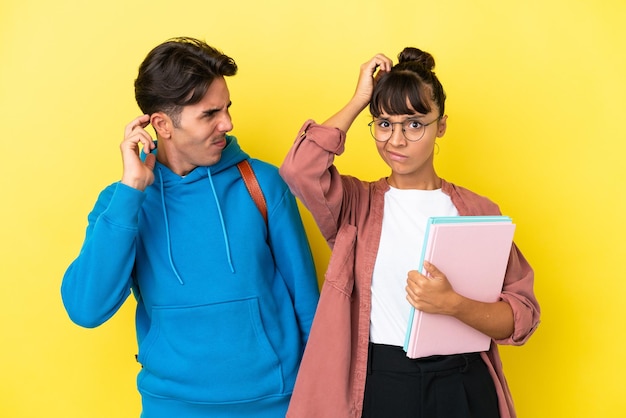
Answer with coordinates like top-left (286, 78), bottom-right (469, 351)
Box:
top-left (368, 116), bottom-right (440, 142)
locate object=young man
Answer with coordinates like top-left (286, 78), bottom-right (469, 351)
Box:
top-left (61, 37), bottom-right (319, 418)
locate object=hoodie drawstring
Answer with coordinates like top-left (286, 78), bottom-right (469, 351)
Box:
top-left (157, 167), bottom-right (236, 285)
top-left (158, 168), bottom-right (185, 285)
top-left (207, 168), bottom-right (235, 273)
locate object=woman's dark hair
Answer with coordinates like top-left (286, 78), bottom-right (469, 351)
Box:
top-left (370, 47), bottom-right (446, 119)
top-left (134, 37), bottom-right (237, 125)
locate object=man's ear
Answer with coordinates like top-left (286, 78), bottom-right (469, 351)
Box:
top-left (150, 112), bottom-right (172, 139)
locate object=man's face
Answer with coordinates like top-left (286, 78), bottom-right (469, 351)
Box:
top-left (160, 76), bottom-right (233, 176)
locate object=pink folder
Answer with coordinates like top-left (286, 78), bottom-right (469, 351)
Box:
top-left (404, 216), bottom-right (515, 358)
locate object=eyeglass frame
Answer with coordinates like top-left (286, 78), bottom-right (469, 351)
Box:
top-left (367, 115), bottom-right (441, 143)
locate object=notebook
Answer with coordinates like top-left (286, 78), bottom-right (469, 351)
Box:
top-left (403, 216), bottom-right (515, 358)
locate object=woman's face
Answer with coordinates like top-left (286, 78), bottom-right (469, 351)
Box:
top-left (374, 107), bottom-right (447, 189)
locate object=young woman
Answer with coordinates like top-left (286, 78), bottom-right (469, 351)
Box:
top-left (280, 48), bottom-right (540, 418)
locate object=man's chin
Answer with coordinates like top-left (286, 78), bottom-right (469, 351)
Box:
top-left (203, 153), bottom-right (223, 167)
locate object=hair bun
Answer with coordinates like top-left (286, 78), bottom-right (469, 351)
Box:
top-left (397, 47), bottom-right (435, 71)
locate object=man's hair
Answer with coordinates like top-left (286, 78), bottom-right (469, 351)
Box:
top-left (134, 37), bottom-right (238, 126)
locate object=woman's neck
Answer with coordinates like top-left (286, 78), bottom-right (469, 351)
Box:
top-left (387, 173), bottom-right (442, 190)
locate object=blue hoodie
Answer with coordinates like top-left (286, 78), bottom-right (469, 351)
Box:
top-left (61, 135), bottom-right (319, 417)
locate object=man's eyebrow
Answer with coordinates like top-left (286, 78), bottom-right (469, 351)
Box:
top-left (202, 108), bottom-right (220, 116)
top-left (202, 101), bottom-right (232, 116)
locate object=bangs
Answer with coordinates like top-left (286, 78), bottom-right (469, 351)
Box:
top-left (370, 71), bottom-right (432, 118)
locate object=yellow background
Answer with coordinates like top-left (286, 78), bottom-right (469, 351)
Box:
top-left (2, 0), bottom-right (625, 416)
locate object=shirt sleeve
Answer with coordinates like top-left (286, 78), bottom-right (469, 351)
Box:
top-left (60, 182), bottom-right (146, 328)
top-left (279, 120), bottom-right (347, 245)
top-left (495, 244), bottom-right (541, 345)
top-left (267, 185), bottom-right (320, 345)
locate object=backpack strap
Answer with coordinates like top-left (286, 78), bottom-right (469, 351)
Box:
top-left (237, 160), bottom-right (268, 225)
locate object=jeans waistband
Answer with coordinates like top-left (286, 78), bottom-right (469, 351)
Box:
top-left (367, 343), bottom-right (482, 374)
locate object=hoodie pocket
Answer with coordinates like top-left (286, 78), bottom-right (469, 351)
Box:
top-left (137, 297), bottom-right (284, 404)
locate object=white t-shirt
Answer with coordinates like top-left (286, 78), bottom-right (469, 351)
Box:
top-left (369, 186), bottom-right (459, 346)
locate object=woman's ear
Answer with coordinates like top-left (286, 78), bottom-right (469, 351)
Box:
top-left (150, 112), bottom-right (172, 139)
top-left (436, 115), bottom-right (448, 138)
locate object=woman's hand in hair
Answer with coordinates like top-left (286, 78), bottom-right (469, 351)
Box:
top-left (322, 54), bottom-right (392, 132)
top-left (353, 54), bottom-right (392, 107)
